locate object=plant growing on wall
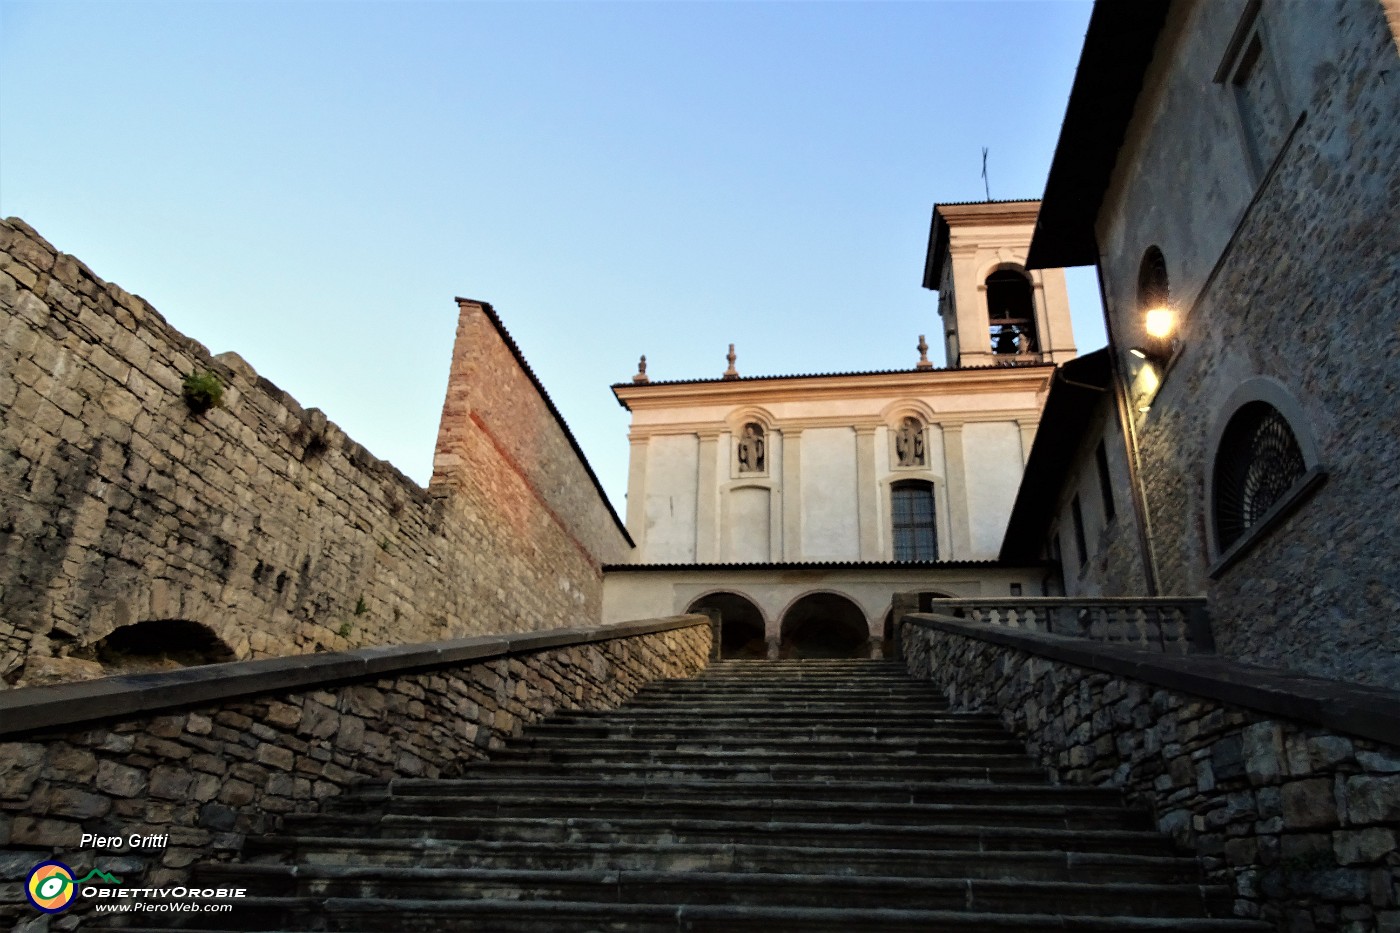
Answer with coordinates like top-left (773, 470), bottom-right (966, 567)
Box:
top-left (181, 370), bottom-right (225, 414)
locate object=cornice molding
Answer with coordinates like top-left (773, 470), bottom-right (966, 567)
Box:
top-left (627, 409), bottom-right (1042, 440)
top-left (615, 367), bottom-right (1054, 411)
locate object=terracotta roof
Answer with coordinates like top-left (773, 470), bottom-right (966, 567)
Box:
top-left (604, 559), bottom-right (1046, 572)
top-left (611, 361), bottom-right (1054, 402)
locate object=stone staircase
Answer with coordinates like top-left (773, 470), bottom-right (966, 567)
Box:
top-left (125, 659), bottom-right (1271, 931)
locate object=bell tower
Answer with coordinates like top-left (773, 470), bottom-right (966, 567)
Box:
top-left (922, 200), bottom-right (1077, 369)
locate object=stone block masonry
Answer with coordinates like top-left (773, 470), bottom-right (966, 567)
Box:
top-left (0, 218), bottom-right (632, 686)
top-left (902, 615), bottom-right (1400, 933)
top-left (0, 615), bottom-right (710, 930)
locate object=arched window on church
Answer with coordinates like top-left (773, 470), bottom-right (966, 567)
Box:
top-left (1212, 401), bottom-right (1307, 550)
top-left (891, 480), bottom-right (938, 561)
top-left (986, 268), bottom-right (1038, 358)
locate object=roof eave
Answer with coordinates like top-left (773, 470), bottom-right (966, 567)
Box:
top-left (1025, 0), bottom-right (1173, 270)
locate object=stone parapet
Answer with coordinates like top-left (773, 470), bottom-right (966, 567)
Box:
top-left (0, 616), bottom-right (710, 928)
top-left (901, 613), bottom-right (1400, 932)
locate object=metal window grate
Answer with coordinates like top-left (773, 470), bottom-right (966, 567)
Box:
top-left (1213, 402), bottom-right (1306, 550)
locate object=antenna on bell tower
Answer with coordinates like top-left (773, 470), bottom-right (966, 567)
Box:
top-left (981, 147), bottom-right (991, 201)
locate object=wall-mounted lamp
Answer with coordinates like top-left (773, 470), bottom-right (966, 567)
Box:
top-left (1143, 306), bottom-right (1176, 340)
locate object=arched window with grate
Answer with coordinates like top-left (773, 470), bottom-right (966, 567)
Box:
top-left (1212, 401), bottom-right (1308, 550)
top-left (891, 480), bottom-right (938, 561)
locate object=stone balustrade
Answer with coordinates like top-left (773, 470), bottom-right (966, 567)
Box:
top-left (893, 593), bottom-right (1213, 654)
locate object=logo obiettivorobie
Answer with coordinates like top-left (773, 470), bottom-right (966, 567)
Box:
top-left (25, 861), bottom-right (122, 913)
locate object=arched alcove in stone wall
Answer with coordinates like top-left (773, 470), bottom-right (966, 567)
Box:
top-left (86, 619), bottom-right (236, 676)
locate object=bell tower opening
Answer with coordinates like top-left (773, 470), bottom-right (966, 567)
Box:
top-left (986, 268), bottom-right (1038, 358)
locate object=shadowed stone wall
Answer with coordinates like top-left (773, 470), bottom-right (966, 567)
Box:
top-left (0, 616), bottom-right (710, 929)
top-left (0, 218), bottom-right (631, 687)
top-left (903, 615), bottom-right (1400, 932)
top-left (1092, 0), bottom-right (1400, 685)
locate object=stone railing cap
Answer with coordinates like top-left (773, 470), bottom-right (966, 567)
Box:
top-left (0, 614), bottom-right (709, 739)
top-left (903, 613), bottom-right (1400, 747)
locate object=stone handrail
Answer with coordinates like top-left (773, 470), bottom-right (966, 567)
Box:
top-left (0, 614), bottom-right (711, 739)
top-left (897, 612), bottom-right (1400, 929)
top-left (892, 593), bottom-right (1213, 654)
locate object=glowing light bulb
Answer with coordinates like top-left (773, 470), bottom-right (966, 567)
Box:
top-left (1144, 307), bottom-right (1175, 339)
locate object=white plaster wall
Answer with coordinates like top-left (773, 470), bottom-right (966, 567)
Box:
top-left (602, 567), bottom-right (1044, 631)
top-left (643, 434), bottom-right (699, 562)
top-left (962, 421), bottom-right (1025, 558)
top-left (800, 428), bottom-right (859, 560)
top-left (724, 486), bottom-right (772, 563)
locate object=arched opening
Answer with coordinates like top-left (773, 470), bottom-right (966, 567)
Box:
top-left (1212, 401), bottom-right (1308, 551)
top-left (91, 620), bottom-right (235, 675)
top-left (986, 268), bottom-right (1038, 357)
top-left (687, 593), bottom-right (766, 659)
top-left (780, 593), bottom-right (869, 659)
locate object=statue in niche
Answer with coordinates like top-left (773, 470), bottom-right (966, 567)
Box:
top-left (896, 417), bottom-right (925, 467)
top-left (737, 423), bottom-right (765, 473)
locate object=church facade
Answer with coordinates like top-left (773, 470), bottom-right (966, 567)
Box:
top-left (602, 201), bottom-right (1078, 656)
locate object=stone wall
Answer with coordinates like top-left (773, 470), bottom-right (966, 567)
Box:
top-left (0, 218), bottom-right (632, 687)
top-left (0, 616), bottom-right (711, 930)
top-left (1093, 0), bottom-right (1400, 685)
top-left (903, 615), bottom-right (1400, 933)
top-left (1044, 392), bottom-right (1150, 598)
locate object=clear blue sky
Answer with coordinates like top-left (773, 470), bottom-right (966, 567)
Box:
top-left (1, 0), bottom-right (1103, 511)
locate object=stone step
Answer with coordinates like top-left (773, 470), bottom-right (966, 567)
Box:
top-left (129, 660), bottom-right (1254, 931)
top-left (486, 747), bottom-right (1036, 771)
top-left (529, 714), bottom-right (1013, 739)
top-left (619, 697), bottom-right (952, 710)
top-left (547, 708), bottom-right (1001, 726)
top-left (687, 677), bottom-right (930, 687)
top-left (240, 836), bottom-right (1197, 881)
top-left (319, 791), bottom-right (1148, 831)
top-left (523, 721), bottom-right (1017, 743)
top-left (348, 775), bottom-right (1128, 808)
top-left (118, 904), bottom-right (1272, 933)
top-left (463, 758), bottom-right (1047, 783)
top-left (196, 863), bottom-right (1236, 917)
top-left (502, 733), bottom-right (1027, 755)
top-left (278, 813), bottom-right (1178, 855)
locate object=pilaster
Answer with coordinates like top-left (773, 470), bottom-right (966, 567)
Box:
top-left (625, 436), bottom-right (648, 558)
top-left (695, 430), bottom-right (721, 562)
top-left (781, 429), bottom-right (803, 561)
top-left (855, 426), bottom-right (880, 560)
top-left (942, 422), bottom-right (973, 558)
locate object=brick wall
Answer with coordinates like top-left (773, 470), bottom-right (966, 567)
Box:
top-left (0, 218), bottom-right (632, 686)
top-left (903, 616), bottom-right (1400, 932)
top-left (0, 616), bottom-right (710, 929)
